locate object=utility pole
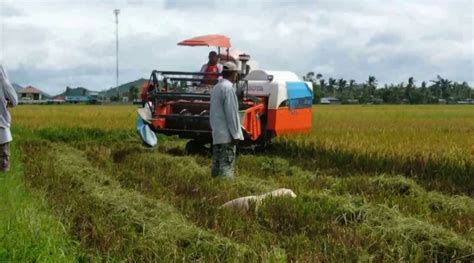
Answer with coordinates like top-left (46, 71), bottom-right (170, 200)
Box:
top-left (113, 9), bottom-right (120, 98)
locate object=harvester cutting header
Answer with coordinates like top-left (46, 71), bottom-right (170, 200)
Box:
top-left (137, 34), bottom-right (313, 153)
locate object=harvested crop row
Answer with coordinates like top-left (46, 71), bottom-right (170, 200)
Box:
top-left (104, 143), bottom-right (473, 239)
top-left (86, 143), bottom-right (473, 262)
top-left (87, 146), bottom-right (353, 261)
top-left (20, 142), bottom-right (274, 262)
top-left (75, 141), bottom-right (474, 239)
top-left (237, 155), bottom-right (474, 238)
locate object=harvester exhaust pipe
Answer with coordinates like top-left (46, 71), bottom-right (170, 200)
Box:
top-left (238, 54), bottom-right (251, 76)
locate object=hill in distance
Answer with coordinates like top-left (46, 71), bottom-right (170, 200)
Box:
top-left (99, 78), bottom-right (148, 98)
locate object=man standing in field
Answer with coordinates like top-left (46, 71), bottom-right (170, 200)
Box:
top-left (0, 64), bottom-right (18, 172)
top-left (210, 62), bottom-right (243, 178)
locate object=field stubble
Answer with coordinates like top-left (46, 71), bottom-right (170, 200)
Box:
top-left (6, 105), bottom-right (474, 261)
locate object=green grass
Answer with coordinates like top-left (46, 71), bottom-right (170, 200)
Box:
top-left (0, 142), bottom-right (81, 261)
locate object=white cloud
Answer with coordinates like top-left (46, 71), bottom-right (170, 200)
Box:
top-left (0, 0), bottom-right (472, 95)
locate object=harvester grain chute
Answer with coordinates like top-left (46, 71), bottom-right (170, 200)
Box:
top-left (137, 34), bottom-right (314, 153)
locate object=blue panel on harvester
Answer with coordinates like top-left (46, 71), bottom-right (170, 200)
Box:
top-left (286, 81), bottom-right (313, 109)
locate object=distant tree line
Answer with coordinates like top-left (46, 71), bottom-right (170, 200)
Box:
top-left (303, 73), bottom-right (473, 104)
top-left (108, 85), bottom-right (139, 102)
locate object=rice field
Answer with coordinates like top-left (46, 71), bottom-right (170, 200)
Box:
top-left (1, 104), bottom-right (473, 262)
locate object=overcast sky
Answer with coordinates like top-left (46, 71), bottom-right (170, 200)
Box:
top-left (0, 0), bottom-right (472, 95)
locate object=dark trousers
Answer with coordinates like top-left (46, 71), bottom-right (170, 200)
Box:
top-left (0, 143), bottom-right (10, 172)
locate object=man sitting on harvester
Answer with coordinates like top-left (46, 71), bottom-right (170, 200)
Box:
top-left (199, 51), bottom-right (222, 85)
top-left (210, 62), bottom-right (243, 178)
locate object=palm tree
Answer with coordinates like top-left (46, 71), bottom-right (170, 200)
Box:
top-left (337, 78), bottom-right (347, 97)
top-left (367, 76), bottom-right (377, 97)
top-left (348, 80), bottom-right (356, 98)
top-left (128, 86), bottom-right (139, 101)
top-left (368, 76), bottom-right (377, 87)
top-left (304, 72), bottom-right (315, 82)
top-left (316, 74), bottom-right (323, 89)
top-left (319, 79), bottom-right (327, 92)
top-left (421, 81), bottom-right (427, 89)
top-left (430, 75), bottom-right (452, 99)
top-left (405, 77), bottom-right (415, 100)
top-left (328, 78), bottom-right (337, 97)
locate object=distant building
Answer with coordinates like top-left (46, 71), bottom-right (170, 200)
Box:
top-left (63, 87), bottom-right (99, 104)
top-left (52, 95), bottom-right (65, 101)
top-left (346, 99), bottom-right (359, 104)
top-left (372, 98), bottom-right (384, 104)
top-left (446, 97), bottom-right (457, 104)
top-left (320, 97), bottom-right (341, 104)
top-left (456, 100), bottom-right (469, 105)
top-left (17, 86), bottom-right (50, 103)
top-left (50, 95), bottom-right (66, 104)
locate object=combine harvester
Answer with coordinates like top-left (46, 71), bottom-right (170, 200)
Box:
top-left (137, 34), bottom-right (313, 153)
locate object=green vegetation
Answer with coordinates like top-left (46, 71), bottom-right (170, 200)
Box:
top-left (2, 105), bottom-right (473, 261)
top-left (304, 73), bottom-right (473, 104)
top-left (0, 143), bottom-right (80, 261)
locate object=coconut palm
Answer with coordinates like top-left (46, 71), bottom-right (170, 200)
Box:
top-left (304, 72), bottom-right (315, 82)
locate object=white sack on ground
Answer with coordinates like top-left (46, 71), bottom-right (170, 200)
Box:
top-left (221, 188), bottom-right (296, 212)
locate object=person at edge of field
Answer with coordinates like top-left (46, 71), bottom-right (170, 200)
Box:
top-left (209, 61), bottom-right (243, 178)
top-left (0, 64), bottom-right (18, 172)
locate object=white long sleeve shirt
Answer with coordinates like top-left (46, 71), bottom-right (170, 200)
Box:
top-left (210, 79), bottom-right (244, 145)
top-left (0, 65), bottom-right (18, 144)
